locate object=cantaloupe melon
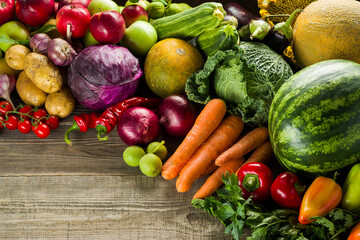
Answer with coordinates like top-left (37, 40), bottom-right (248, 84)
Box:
top-left (292, 0), bottom-right (360, 68)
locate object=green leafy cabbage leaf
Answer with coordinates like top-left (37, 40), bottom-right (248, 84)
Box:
top-left (185, 41), bottom-right (293, 126)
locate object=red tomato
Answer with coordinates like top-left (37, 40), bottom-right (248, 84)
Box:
top-left (5, 115), bottom-right (18, 130)
top-left (0, 101), bottom-right (13, 116)
top-left (18, 105), bottom-right (34, 119)
top-left (237, 162), bottom-right (274, 203)
top-left (45, 115), bottom-right (59, 130)
top-left (32, 123), bottom-right (50, 138)
top-left (0, 115), bottom-right (5, 130)
top-left (32, 109), bottom-right (48, 122)
top-left (271, 172), bottom-right (305, 209)
top-left (18, 119), bottom-right (32, 134)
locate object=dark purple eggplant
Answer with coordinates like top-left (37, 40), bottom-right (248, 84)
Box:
top-left (262, 30), bottom-right (290, 54)
top-left (224, 2), bottom-right (259, 29)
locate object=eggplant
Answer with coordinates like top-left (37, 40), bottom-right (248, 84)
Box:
top-left (224, 2), bottom-right (259, 29)
top-left (262, 30), bottom-right (290, 54)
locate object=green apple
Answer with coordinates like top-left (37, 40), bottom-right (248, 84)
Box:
top-left (87, 0), bottom-right (120, 16)
top-left (0, 21), bottom-right (31, 52)
top-left (121, 20), bottom-right (157, 57)
top-left (83, 30), bottom-right (100, 47)
top-left (125, 0), bottom-right (150, 11)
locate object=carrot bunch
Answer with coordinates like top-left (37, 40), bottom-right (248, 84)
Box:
top-left (161, 98), bottom-right (275, 200)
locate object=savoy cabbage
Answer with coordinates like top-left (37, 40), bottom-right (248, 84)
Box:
top-left (185, 41), bottom-right (293, 126)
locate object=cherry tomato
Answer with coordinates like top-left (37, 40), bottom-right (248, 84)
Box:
top-left (0, 115), bottom-right (5, 130)
top-left (271, 172), bottom-right (305, 209)
top-left (18, 119), bottom-right (32, 134)
top-left (237, 162), bottom-right (274, 203)
top-left (0, 101), bottom-right (13, 116)
top-left (5, 115), bottom-right (19, 130)
top-left (32, 109), bottom-right (48, 122)
top-left (32, 123), bottom-right (50, 138)
top-left (45, 115), bottom-right (59, 130)
top-left (18, 105), bottom-right (34, 119)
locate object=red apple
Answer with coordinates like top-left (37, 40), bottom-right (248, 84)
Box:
top-left (89, 10), bottom-right (125, 44)
top-left (121, 5), bottom-right (148, 27)
top-left (56, 3), bottom-right (91, 39)
top-left (0, 0), bottom-right (15, 26)
top-left (58, 0), bottom-right (92, 10)
top-left (16, 0), bottom-right (54, 27)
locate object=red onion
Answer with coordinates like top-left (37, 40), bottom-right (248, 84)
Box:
top-left (117, 107), bottom-right (160, 146)
top-left (29, 33), bottom-right (51, 55)
top-left (47, 38), bottom-right (77, 66)
top-left (158, 95), bottom-right (197, 137)
top-left (0, 74), bottom-right (16, 110)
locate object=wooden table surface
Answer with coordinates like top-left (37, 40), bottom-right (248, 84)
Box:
top-left (0, 0), bottom-right (259, 239)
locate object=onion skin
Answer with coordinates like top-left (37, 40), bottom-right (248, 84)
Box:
top-left (47, 38), bottom-right (77, 66)
top-left (158, 95), bottom-right (197, 137)
top-left (117, 107), bottom-right (160, 146)
top-left (29, 33), bottom-right (52, 55)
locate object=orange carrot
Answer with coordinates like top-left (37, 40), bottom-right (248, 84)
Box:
top-left (193, 158), bottom-right (245, 199)
top-left (214, 127), bottom-right (269, 166)
top-left (199, 161), bottom-right (218, 178)
top-left (245, 140), bottom-right (274, 165)
top-left (176, 115), bottom-right (244, 192)
top-left (161, 99), bottom-right (227, 180)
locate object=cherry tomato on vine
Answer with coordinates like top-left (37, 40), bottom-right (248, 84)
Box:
top-left (0, 115), bottom-right (5, 130)
top-left (45, 115), bottom-right (59, 130)
top-left (32, 109), bottom-right (48, 122)
top-left (32, 123), bottom-right (50, 138)
top-left (5, 115), bottom-right (19, 130)
top-left (0, 101), bottom-right (13, 116)
top-left (18, 105), bottom-right (34, 119)
top-left (18, 119), bottom-right (32, 134)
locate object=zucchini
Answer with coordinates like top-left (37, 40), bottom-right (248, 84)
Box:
top-left (197, 24), bottom-right (239, 56)
top-left (150, 2), bottom-right (226, 40)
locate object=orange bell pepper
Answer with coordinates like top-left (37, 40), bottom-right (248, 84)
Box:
top-left (348, 222), bottom-right (360, 240)
top-left (298, 176), bottom-right (342, 224)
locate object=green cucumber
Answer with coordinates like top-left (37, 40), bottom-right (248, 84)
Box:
top-left (150, 2), bottom-right (226, 40)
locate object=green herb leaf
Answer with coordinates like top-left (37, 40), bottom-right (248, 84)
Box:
top-left (35, 24), bottom-right (57, 34)
top-left (0, 34), bottom-right (19, 45)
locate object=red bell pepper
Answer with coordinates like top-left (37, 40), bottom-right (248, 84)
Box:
top-left (271, 172), bottom-right (305, 210)
top-left (348, 222), bottom-right (360, 240)
top-left (237, 162), bottom-right (274, 203)
top-left (298, 176), bottom-right (342, 224)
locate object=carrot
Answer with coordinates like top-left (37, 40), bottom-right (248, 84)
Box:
top-left (199, 161), bottom-right (218, 178)
top-left (214, 127), bottom-right (269, 166)
top-left (161, 99), bottom-right (227, 180)
top-left (246, 140), bottom-right (274, 164)
top-left (176, 115), bottom-right (244, 192)
top-left (193, 158), bottom-right (245, 199)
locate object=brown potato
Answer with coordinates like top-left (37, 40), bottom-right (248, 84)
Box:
top-left (5, 45), bottom-right (31, 70)
top-left (24, 52), bottom-right (63, 93)
top-left (16, 71), bottom-right (48, 107)
top-left (45, 87), bottom-right (75, 118)
top-left (0, 58), bottom-right (21, 77)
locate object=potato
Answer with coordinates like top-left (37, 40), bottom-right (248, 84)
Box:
top-left (16, 71), bottom-right (48, 107)
top-left (24, 52), bottom-right (63, 93)
top-left (0, 58), bottom-right (21, 77)
top-left (45, 87), bottom-right (75, 118)
top-left (5, 45), bottom-right (31, 70)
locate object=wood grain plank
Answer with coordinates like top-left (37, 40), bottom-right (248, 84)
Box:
top-left (0, 175), bottom-right (235, 240)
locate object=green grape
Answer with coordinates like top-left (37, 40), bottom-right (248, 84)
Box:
top-left (123, 145), bottom-right (146, 167)
top-left (146, 141), bottom-right (167, 160)
top-left (139, 153), bottom-right (162, 177)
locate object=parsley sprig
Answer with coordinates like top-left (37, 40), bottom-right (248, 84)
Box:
top-left (192, 173), bottom-right (360, 240)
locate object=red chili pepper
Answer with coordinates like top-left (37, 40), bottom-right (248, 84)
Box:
top-left (298, 176), bottom-right (342, 224)
top-left (237, 162), bottom-right (274, 203)
top-left (348, 222), bottom-right (360, 240)
top-left (64, 112), bottom-right (100, 146)
top-left (95, 97), bottom-right (161, 141)
top-left (0, 101), bottom-right (13, 116)
top-left (270, 172), bottom-right (305, 209)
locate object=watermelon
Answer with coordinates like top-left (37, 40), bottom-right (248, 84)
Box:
top-left (268, 59), bottom-right (360, 178)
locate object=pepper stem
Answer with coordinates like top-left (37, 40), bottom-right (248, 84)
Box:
top-left (64, 121), bottom-right (80, 146)
top-left (96, 124), bottom-right (109, 141)
top-left (242, 174), bottom-right (260, 193)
